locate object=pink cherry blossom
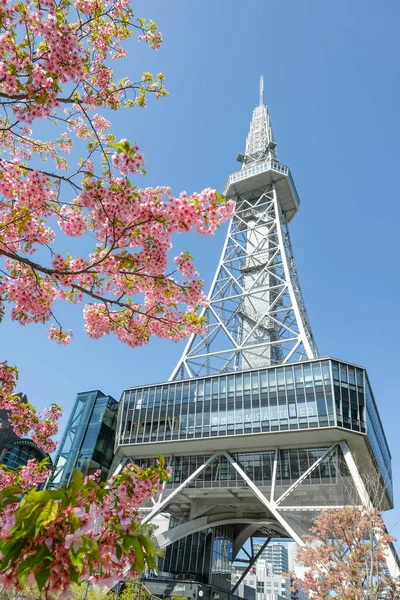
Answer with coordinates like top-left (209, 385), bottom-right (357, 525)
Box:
top-left (293, 506), bottom-right (400, 598)
top-left (0, 363), bottom-right (61, 456)
top-left (0, 461), bottom-right (171, 595)
top-left (0, 0), bottom-right (235, 593)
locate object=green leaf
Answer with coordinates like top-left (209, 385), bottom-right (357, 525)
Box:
top-left (85, 537), bottom-right (99, 560)
top-left (129, 537), bottom-right (145, 572)
top-left (68, 512), bottom-right (81, 533)
top-left (69, 551), bottom-right (84, 573)
top-left (15, 544), bottom-right (53, 585)
top-left (49, 488), bottom-right (66, 502)
top-left (12, 490), bottom-right (53, 540)
top-left (1, 495), bottom-right (22, 507)
top-left (69, 566), bottom-right (80, 584)
top-left (137, 534), bottom-right (157, 570)
top-left (36, 93), bottom-right (48, 105)
top-left (35, 565), bottom-right (50, 592)
top-left (19, 490), bottom-right (50, 511)
top-left (0, 540), bottom-right (24, 569)
top-left (0, 485), bottom-right (22, 500)
top-left (17, 555), bottom-right (37, 587)
top-left (136, 534), bottom-right (156, 556)
top-left (116, 543), bottom-right (122, 561)
top-left (70, 469), bottom-right (83, 502)
top-left (35, 499), bottom-right (58, 536)
top-left (122, 534), bottom-right (135, 554)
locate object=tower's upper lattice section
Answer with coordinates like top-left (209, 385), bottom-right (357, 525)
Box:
top-left (244, 76), bottom-right (276, 163)
top-left (171, 78), bottom-right (317, 379)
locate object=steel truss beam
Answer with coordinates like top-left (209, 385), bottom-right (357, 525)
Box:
top-left (222, 451), bottom-right (303, 546)
top-left (136, 445), bottom-right (342, 535)
top-left (340, 441), bottom-right (400, 579)
top-left (171, 184), bottom-right (317, 380)
top-left (137, 449), bottom-right (318, 546)
top-left (112, 443), bottom-right (398, 587)
top-left (141, 453), bottom-right (219, 526)
top-left (274, 444), bottom-right (338, 505)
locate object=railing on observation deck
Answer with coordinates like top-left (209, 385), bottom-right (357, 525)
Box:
top-left (222, 160), bottom-right (301, 209)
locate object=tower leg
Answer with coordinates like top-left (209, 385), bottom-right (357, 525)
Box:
top-left (340, 441), bottom-right (399, 580)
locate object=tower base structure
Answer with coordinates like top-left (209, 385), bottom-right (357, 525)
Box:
top-left (113, 357), bottom-right (398, 586)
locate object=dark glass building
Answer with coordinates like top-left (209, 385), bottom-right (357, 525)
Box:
top-left (48, 390), bottom-right (118, 488)
top-left (1, 438), bottom-right (51, 470)
top-left (0, 393), bottom-right (28, 456)
top-left (0, 394), bottom-right (51, 471)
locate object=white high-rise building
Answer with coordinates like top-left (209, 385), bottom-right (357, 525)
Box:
top-left (232, 561), bottom-right (288, 600)
top-left (253, 542), bottom-right (288, 575)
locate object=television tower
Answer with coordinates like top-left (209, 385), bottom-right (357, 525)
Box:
top-left (113, 79), bottom-right (398, 592)
top-left (171, 76), bottom-right (317, 380)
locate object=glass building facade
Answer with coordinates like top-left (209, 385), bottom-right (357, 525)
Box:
top-left (118, 358), bottom-right (391, 504)
top-left (119, 360), bottom-right (334, 444)
top-left (116, 358), bottom-right (392, 587)
top-left (0, 408), bottom-right (19, 458)
top-left (160, 524), bottom-right (234, 591)
top-left (252, 542), bottom-right (288, 576)
top-left (48, 390), bottom-right (118, 488)
top-left (133, 448), bottom-right (338, 492)
top-left (1, 438), bottom-right (51, 470)
top-left (0, 395), bottom-right (51, 473)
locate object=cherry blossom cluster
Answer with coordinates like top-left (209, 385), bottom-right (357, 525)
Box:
top-left (0, 459), bottom-right (49, 493)
top-left (0, 362), bottom-right (62, 455)
top-left (0, 0), bottom-right (165, 123)
top-left (0, 0), bottom-right (236, 592)
top-left (174, 252), bottom-right (199, 278)
top-left (48, 325), bottom-right (73, 345)
top-left (1, 175), bottom-right (233, 346)
top-left (0, 0), bottom-right (234, 350)
top-left (137, 31), bottom-right (163, 50)
top-left (293, 506), bottom-right (399, 598)
top-left (112, 146), bottom-right (144, 175)
top-left (0, 462), bottom-right (170, 596)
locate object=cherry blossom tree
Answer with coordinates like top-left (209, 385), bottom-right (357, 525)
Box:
top-left (0, 0), bottom-right (233, 594)
top-left (0, 463), bottom-right (171, 597)
top-left (292, 506), bottom-right (400, 599)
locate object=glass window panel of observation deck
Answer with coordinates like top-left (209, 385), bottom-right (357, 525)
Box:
top-left (142, 390), bottom-right (151, 442)
top-left (161, 386), bottom-right (171, 441)
top-left (251, 372), bottom-right (261, 433)
top-left (331, 361), bottom-right (366, 433)
top-left (243, 373), bottom-right (252, 433)
top-left (365, 378), bottom-right (392, 502)
top-left (119, 361), bottom-right (342, 446)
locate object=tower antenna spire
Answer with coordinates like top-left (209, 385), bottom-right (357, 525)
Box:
top-left (259, 74), bottom-right (264, 106)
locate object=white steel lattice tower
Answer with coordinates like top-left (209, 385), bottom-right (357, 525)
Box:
top-left (112, 79), bottom-right (398, 590)
top-left (171, 77), bottom-right (318, 380)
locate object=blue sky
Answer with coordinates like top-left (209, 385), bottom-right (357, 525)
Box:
top-left (2, 0), bottom-right (400, 537)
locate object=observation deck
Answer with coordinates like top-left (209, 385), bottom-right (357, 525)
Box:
top-left (115, 357), bottom-right (392, 509)
top-left (223, 159), bottom-right (300, 223)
